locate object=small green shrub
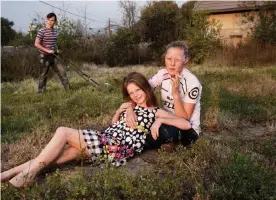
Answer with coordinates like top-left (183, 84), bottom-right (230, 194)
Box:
top-left (212, 152), bottom-right (276, 200)
top-left (105, 28), bottom-right (140, 67)
top-left (1, 49), bottom-right (40, 82)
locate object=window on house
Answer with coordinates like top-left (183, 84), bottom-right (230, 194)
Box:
top-left (230, 35), bottom-right (243, 47)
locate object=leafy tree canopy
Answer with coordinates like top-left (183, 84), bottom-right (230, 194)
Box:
top-left (1, 17), bottom-right (16, 46)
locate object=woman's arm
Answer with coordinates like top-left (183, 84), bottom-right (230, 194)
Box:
top-left (171, 76), bottom-right (195, 120)
top-left (125, 101), bottom-right (137, 128)
top-left (151, 109), bottom-right (192, 140)
top-left (174, 97), bottom-right (196, 120)
top-left (111, 102), bottom-right (133, 124)
top-left (155, 109), bottom-right (191, 130)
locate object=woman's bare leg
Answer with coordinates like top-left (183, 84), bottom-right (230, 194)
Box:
top-left (8, 127), bottom-right (88, 187)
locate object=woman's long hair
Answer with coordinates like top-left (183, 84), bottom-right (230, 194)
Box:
top-left (122, 72), bottom-right (157, 107)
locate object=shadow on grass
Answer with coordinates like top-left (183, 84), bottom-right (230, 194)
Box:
top-left (219, 88), bottom-right (275, 123)
top-left (200, 83), bottom-right (213, 126)
top-left (1, 115), bottom-right (33, 143)
top-left (69, 81), bottom-right (92, 91)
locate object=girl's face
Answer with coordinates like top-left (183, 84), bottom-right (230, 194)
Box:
top-left (126, 83), bottom-right (147, 107)
top-left (165, 47), bottom-right (186, 77)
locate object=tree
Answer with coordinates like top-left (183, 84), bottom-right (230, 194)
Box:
top-left (179, 1), bottom-right (196, 38)
top-left (183, 10), bottom-right (221, 64)
top-left (57, 18), bottom-right (79, 49)
top-left (140, 1), bottom-right (181, 56)
top-left (1, 17), bottom-right (16, 46)
top-left (75, 19), bottom-right (85, 38)
top-left (118, 0), bottom-right (139, 30)
top-left (242, 1), bottom-right (276, 45)
top-left (12, 32), bottom-right (34, 47)
top-left (105, 28), bottom-right (140, 66)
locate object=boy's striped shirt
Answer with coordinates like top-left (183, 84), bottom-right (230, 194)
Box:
top-left (36, 27), bottom-right (58, 55)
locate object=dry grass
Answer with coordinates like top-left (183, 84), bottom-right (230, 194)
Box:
top-left (1, 64), bottom-right (276, 199)
top-left (226, 74), bottom-right (276, 97)
top-left (206, 42), bottom-right (276, 67)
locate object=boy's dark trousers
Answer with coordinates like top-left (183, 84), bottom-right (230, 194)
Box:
top-left (38, 54), bottom-right (69, 93)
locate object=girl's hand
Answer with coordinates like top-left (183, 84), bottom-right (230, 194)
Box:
top-left (151, 118), bottom-right (162, 140)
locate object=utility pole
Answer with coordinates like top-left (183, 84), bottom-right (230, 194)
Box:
top-left (108, 18), bottom-right (111, 37)
top-left (77, 4), bottom-right (89, 38)
top-left (84, 6), bottom-right (87, 37)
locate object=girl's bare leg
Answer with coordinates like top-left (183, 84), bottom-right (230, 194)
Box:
top-left (1, 160), bottom-right (34, 182)
top-left (8, 127), bottom-right (88, 187)
top-left (1, 145), bottom-right (82, 182)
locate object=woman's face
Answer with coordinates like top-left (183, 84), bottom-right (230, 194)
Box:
top-left (165, 47), bottom-right (186, 77)
top-left (126, 83), bottom-right (147, 107)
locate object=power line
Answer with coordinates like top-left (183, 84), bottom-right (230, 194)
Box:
top-left (39, 0), bottom-right (107, 24)
top-left (59, 2), bottom-right (102, 19)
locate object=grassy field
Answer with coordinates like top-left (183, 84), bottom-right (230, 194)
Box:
top-left (1, 64), bottom-right (276, 199)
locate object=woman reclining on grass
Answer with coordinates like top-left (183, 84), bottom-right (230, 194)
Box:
top-left (1, 72), bottom-right (191, 188)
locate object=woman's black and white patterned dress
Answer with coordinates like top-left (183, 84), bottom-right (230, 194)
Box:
top-left (82, 106), bottom-right (159, 166)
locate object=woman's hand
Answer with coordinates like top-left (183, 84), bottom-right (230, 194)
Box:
top-left (171, 73), bottom-right (180, 98)
top-left (126, 106), bottom-right (137, 129)
top-left (151, 118), bottom-right (162, 140)
top-left (117, 102), bottom-right (132, 115)
top-left (112, 102), bottom-right (132, 124)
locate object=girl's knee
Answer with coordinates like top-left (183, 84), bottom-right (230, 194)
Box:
top-left (55, 126), bottom-right (67, 137)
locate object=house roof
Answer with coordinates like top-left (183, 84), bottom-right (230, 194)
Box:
top-left (193, 1), bottom-right (264, 14)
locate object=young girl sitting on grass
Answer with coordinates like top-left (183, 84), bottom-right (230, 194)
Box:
top-left (1, 72), bottom-right (191, 188)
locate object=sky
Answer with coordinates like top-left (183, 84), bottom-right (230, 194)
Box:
top-left (1, 0), bottom-right (184, 34)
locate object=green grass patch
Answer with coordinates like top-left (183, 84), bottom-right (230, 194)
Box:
top-left (219, 88), bottom-right (275, 123)
top-left (211, 152), bottom-right (276, 200)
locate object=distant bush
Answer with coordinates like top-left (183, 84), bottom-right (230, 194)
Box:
top-left (1, 48), bottom-right (39, 82)
top-left (184, 11), bottom-right (221, 64)
top-left (11, 32), bottom-right (34, 47)
top-left (207, 40), bottom-right (276, 67)
top-left (1, 17), bottom-right (16, 45)
top-left (61, 36), bottom-right (109, 65)
top-left (242, 1), bottom-right (276, 45)
top-left (105, 28), bottom-right (140, 67)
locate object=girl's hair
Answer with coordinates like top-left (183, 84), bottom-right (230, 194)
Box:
top-left (122, 72), bottom-right (157, 107)
top-left (47, 13), bottom-right (57, 21)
